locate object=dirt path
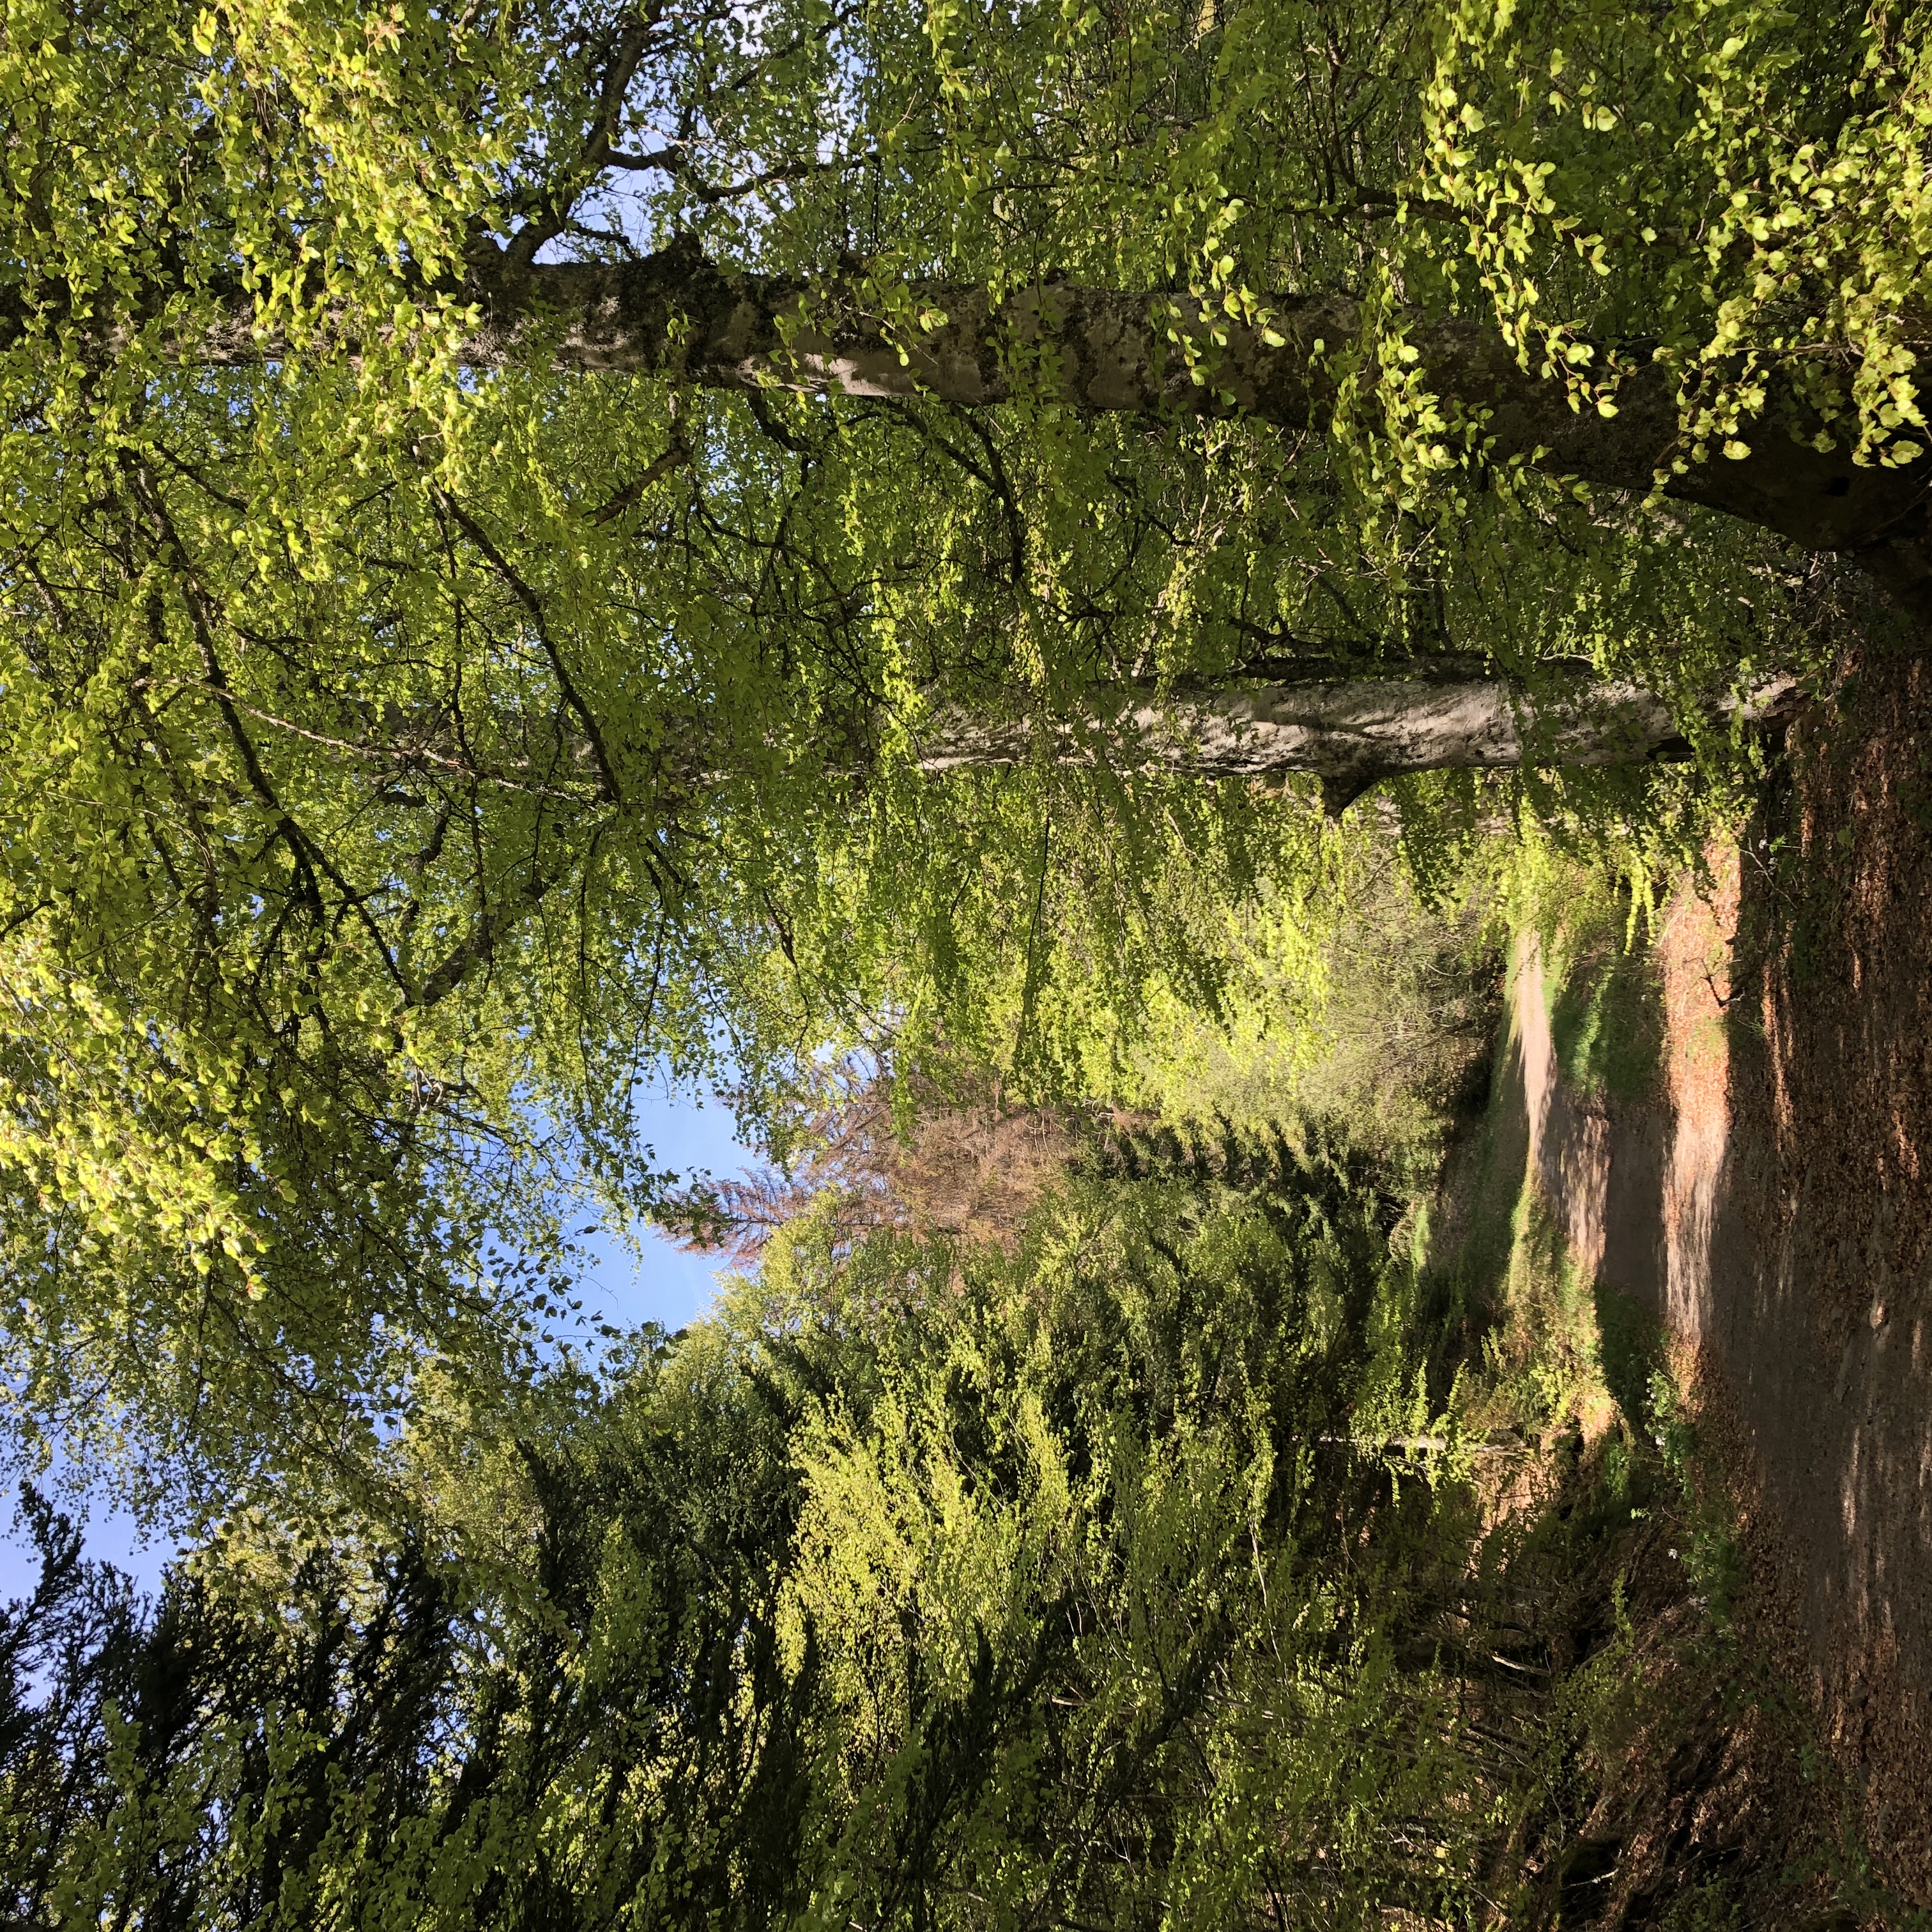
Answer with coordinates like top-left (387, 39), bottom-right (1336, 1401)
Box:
top-left (1509, 652), bottom-right (1932, 1899)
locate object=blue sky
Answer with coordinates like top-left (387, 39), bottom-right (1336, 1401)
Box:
top-left (594, 1078), bottom-right (757, 1331)
top-left (0, 1085), bottom-right (757, 1608)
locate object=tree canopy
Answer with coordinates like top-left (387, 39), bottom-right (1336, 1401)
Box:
top-left (1, 0), bottom-right (1924, 1506)
top-left (4, 1131), bottom-right (1551, 1932)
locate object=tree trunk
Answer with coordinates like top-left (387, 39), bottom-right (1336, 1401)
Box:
top-left (913, 668), bottom-right (1798, 810)
top-left (24, 239), bottom-right (1924, 597)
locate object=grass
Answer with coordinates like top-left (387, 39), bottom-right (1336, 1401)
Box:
top-left (1549, 942), bottom-right (1664, 1108)
top-left (1407, 862), bottom-right (1931, 1931)
top-left (1118, 828), bottom-right (1917, 1924)
top-left (1529, 856), bottom-right (1667, 1110)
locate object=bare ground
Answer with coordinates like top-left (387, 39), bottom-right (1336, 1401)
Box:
top-left (1512, 648), bottom-right (1932, 1909)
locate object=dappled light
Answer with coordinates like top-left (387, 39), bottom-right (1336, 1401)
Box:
top-left (4, 0), bottom-right (1931, 1922)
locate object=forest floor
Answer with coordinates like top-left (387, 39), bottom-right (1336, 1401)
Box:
top-left (1494, 644), bottom-right (1932, 1922)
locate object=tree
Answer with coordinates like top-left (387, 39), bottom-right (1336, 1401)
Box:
top-left (12, 2), bottom-right (1929, 555)
top-left (3, 1130), bottom-right (1560, 1932)
top-left (0, 1347), bottom-right (824, 1931)
top-left (70, 238), bottom-right (1925, 578)
top-left (1, 0), bottom-right (1915, 1500)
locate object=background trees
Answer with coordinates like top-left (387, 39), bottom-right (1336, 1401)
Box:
top-left (1, 1130), bottom-right (1534, 1931)
top-left (1, 9), bottom-right (1920, 1908)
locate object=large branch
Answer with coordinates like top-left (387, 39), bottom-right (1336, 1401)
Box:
top-left (455, 250), bottom-right (1926, 559)
top-left (914, 668), bottom-right (1798, 809)
top-left (24, 241), bottom-right (1928, 568)
top-left (460, 250), bottom-right (1932, 564)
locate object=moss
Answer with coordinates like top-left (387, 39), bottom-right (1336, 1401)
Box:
top-left (1549, 939), bottom-right (1666, 1107)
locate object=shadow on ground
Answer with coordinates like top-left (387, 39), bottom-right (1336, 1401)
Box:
top-left (1505, 648), bottom-right (1932, 1906)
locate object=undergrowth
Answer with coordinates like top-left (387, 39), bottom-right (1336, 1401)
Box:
top-left (1407, 856), bottom-right (1922, 1931)
top-left (1123, 834), bottom-right (1503, 1171)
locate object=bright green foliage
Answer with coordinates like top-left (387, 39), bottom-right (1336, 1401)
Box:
top-left (771, 1128), bottom-right (1477, 1931)
top-left (0, 0), bottom-right (1896, 1504)
top-left (2, 1138), bottom-right (1533, 1931)
top-left (1, 0), bottom-right (532, 1506)
top-left (1117, 837), bottom-right (1506, 1172)
top-left (0, 344), bottom-right (1337, 1515)
top-left (1423, 0), bottom-right (1932, 470)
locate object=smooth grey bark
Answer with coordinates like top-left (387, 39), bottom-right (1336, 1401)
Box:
top-left (22, 238), bottom-right (1926, 596)
top-left (457, 250), bottom-right (1932, 565)
top-left (913, 669), bottom-right (1798, 809)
